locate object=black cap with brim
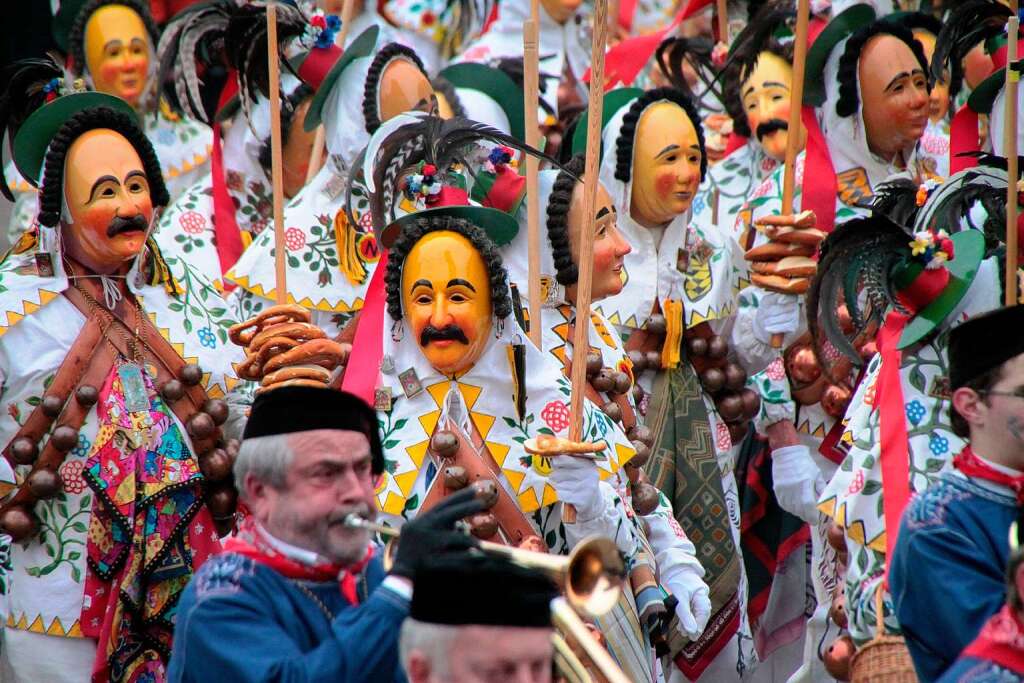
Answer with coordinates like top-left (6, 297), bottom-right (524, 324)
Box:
top-left (380, 205), bottom-right (520, 250)
top-left (949, 303), bottom-right (1024, 389)
top-left (570, 87), bottom-right (643, 159)
top-left (303, 25), bottom-right (379, 132)
top-left (439, 62), bottom-right (527, 142)
top-left (13, 91), bottom-right (137, 187)
top-left (803, 4), bottom-right (876, 107)
top-left (411, 553), bottom-right (559, 627)
top-left (243, 385), bottom-right (385, 474)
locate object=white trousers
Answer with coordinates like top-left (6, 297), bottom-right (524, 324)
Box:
top-left (1, 629), bottom-right (95, 683)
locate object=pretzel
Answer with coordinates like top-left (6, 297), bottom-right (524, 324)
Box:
top-left (229, 304), bottom-right (310, 345)
top-left (523, 433), bottom-right (608, 457)
top-left (745, 241), bottom-right (816, 262)
top-left (256, 378), bottom-right (332, 394)
top-left (751, 273), bottom-right (811, 294)
top-left (251, 336), bottom-right (302, 367)
top-left (262, 338), bottom-right (350, 374)
top-left (750, 256), bottom-right (817, 277)
top-left (261, 364), bottom-right (332, 387)
top-left (247, 322), bottom-right (325, 353)
top-left (753, 210), bottom-right (817, 230)
top-left (764, 226), bottom-right (828, 246)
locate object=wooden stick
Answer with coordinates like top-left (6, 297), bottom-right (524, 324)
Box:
top-left (524, 0), bottom-right (543, 347)
top-left (716, 0), bottom-right (729, 44)
top-left (1006, 14), bottom-right (1020, 306)
top-left (565, 0), bottom-right (609, 526)
top-left (770, 0), bottom-right (809, 348)
top-left (267, 3), bottom-right (288, 305)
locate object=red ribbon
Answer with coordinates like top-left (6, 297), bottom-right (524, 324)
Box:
top-left (949, 104), bottom-right (982, 175)
top-left (895, 266), bottom-right (950, 312)
top-left (479, 166), bottom-right (526, 212)
top-left (874, 310), bottom-right (913, 576)
top-left (210, 123), bottom-right (245, 286)
top-left (800, 105), bottom-right (837, 233)
top-left (341, 251), bottom-right (389, 404)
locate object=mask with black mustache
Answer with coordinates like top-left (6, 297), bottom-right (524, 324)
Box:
top-left (420, 324), bottom-right (469, 347)
top-left (106, 213), bottom-right (149, 238)
top-left (756, 119), bottom-right (788, 141)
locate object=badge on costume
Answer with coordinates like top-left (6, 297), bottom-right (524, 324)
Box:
top-left (398, 368), bottom-right (423, 398)
top-left (928, 376), bottom-right (952, 401)
top-left (119, 363), bottom-right (150, 413)
top-left (34, 253), bottom-right (54, 278)
top-left (374, 386), bottom-right (393, 412)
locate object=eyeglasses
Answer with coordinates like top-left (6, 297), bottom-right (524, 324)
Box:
top-left (979, 389), bottom-right (1024, 400)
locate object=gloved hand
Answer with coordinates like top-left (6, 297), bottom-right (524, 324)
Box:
top-left (772, 444), bottom-right (825, 524)
top-left (389, 486), bottom-right (484, 580)
top-left (549, 454), bottom-right (603, 521)
top-left (753, 291), bottom-right (801, 345)
top-left (667, 570), bottom-right (712, 640)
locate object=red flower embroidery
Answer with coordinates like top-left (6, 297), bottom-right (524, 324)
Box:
top-left (60, 460), bottom-right (87, 494)
top-left (847, 470), bottom-right (865, 495)
top-left (540, 401), bottom-right (571, 432)
top-left (179, 211), bottom-right (206, 235)
top-left (284, 227), bottom-right (306, 251)
top-left (715, 421), bottom-right (732, 452)
top-left (765, 357), bottom-right (786, 381)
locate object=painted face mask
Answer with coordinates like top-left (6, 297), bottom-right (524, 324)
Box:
top-left (83, 4), bottom-right (150, 106)
top-left (566, 179), bottom-right (632, 302)
top-left (282, 98), bottom-right (323, 199)
top-left (63, 128), bottom-right (153, 273)
top-left (859, 34), bottom-right (930, 161)
top-left (912, 30), bottom-right (950, 123)
top-left (402, 231), bottom-right (493, 377)
top-left (741, 51), bottom-right (807, 161)
top-left (630, 101), bottom-right (703, 227)
top-left (378, 59), bottom-right (435, 123)
top-left (540, 0), bottom-right (583, 24)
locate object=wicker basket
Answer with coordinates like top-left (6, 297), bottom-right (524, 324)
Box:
top-left (849, 586), bottom-right (917, 682)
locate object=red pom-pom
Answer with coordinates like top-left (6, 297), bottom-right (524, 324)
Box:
top-left (422, 164), bottom-right (437, 176)
top-left (940, 238), bottom-right (954, 258)
top-left (311, 15), bottom-right (327, 28)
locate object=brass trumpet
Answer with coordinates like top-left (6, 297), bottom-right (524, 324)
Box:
top-left (344, 514), bottom-right (625, 618)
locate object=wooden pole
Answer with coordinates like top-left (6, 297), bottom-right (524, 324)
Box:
top-left (1005, 13), bottom-right (1020, 306)
top-left (770, 0), bottom-right (809, 348)
top-left (267, 3), bottom-right (288, 305)
top-left (524, 0), bottom-right (543, 347)
top-left (305, 0), bottom-right (358, 185)
top-left (568, 0), bottom-right (609, 443)
top-left (716, 0), bottom-right (729, 44)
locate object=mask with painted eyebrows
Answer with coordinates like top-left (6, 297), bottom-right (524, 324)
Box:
top-left (630, 102), bottom-right (703, 227)
top-left (83, 4), bottom-right (150, 106)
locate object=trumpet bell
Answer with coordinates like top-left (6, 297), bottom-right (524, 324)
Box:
top-left (565, 536), bottom-right (626, 618)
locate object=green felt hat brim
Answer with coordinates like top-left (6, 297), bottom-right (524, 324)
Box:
top-left (303, 25), bottom-right (379, 132)
top-left (804, 4), bottom-right (876, 107)
top-left (13, 92), bottom-right (137, 187)
top-left (439, 63), bottom-right (526, 142)
top-left (966, 65), bottom-right (1011, 115)
top-left (570, 87), bottom-right (644, 159)
top-left (897, 229), bottom-right (985, 350)
top-left (381, 205), bottom-right (519, 250)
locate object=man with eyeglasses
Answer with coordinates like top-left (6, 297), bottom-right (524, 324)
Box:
top-left (890, 305), bottom-right (1024, 682)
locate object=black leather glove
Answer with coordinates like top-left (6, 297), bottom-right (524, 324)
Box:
top-left (389, 486), bottom-right (485, 580)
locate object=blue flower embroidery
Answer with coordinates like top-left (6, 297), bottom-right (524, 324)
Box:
top-left (197, 327), bottom-right (217, 349)
top-left (691, 193), bottom-right (706, 216)
top-left (929, 434), bottom-right (949, 456)
top-left (156, 127), bottom-right (176, 146)
top-left (71, 432), bottom-right (92, 458)
top-left (905, 400), bottom-right (926, 426)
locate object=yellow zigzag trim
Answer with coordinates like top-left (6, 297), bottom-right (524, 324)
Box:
top-left (7, 612), bottom-right (84, 637)
top-left (224, 272), bottom-right (362, 313)
top-left (0, 289), bottom-right (60, 338)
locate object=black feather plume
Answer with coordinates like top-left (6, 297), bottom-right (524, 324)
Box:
top-left (931, 0), bottom-right (1011, 99)
top-left (0, 57), bottom-right (64, 201)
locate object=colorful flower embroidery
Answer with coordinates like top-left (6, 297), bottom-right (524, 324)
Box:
top-left (540, 400), bottom-right (570, 432)
top-left (59, 460), bottom-right (87, 494)
top-left (905, 400), bottom-right (926, 425)
top-left (284, 227), bottom-right (306, 252)
top-left (197, 326), bottom-right (217, 349)
top-left (179, 210), bottom-right (206, 235)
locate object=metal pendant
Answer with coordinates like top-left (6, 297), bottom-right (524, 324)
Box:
top-left (119, 362), bottom-right (151, 413)
top-left (374, 386), bottom-right (393, 412)
top-left (398, 368), bottom-right (423, 399)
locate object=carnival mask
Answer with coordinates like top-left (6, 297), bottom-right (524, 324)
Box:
top-left (402, 231), bottom-right (493, 377)
top-left (567, 180), bottom-right (631, 302)
top-left (913, 30), bottom-right (950, 123)
top-left (378, 59), bottom-right (435, 124)
top-left (63, 129), bottom-right (153, 273)
top-left (282, 98), bottom-right (324, 198)
top-left (858, 35), bottom-right (930, 162)
top-left (83, 4), bottom-right (150, 106)
top-left (741, 51), bottom-right (806, 161)
top-left (540, 0), bottom-right (583, 25)
top-left (630, 102), bottom-right (702, 227)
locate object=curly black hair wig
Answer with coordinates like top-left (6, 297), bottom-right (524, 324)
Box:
top-left (363, 43), bottom-right (428, 134)
top-left (613, 87), bottom-right (707, 185)
top-left (385, 215), bottom-right (512, 322)
top-left (68, 0), bottom-right (160, 77)
top-left (258, 83), bottom-right (314, 177)
top-left (835, 20), bottom-right (929, 119)
top-left (546, 154), bottom-right (587, 286)
top-left (37, 106), bottom-right (169, 227)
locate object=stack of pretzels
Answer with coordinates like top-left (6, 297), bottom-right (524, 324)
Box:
top-left (229, 304), bottom-right (350, 392)
top-left (745, 210), bottom-right (825, 294)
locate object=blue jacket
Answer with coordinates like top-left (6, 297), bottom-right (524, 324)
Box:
top-left (168, 552), bottom-right (409, 682)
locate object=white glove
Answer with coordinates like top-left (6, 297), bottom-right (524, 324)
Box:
top-left (753, 292), bottom-right (801, 345)
top-left (772, 444), bottom-right (826, 524)
top-left (549, 454), bottom-right (603, 521)
top-left (667, 570), bottom-right (712, 640)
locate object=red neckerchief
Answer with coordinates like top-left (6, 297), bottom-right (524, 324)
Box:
top-left (221, 517), bottom-right (374, 605)
top-left (962, 605), bottom-right (1024, 673)
top-left (953, 446), bottom-right (1024, 504)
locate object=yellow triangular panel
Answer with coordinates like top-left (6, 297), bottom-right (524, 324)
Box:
top-left (394, 469), bottom-right (419, 496)
top-left (541, 483), bottom-right (558, 507)
top-left (485, 440), bottom-right (510, 467)
top-left (27, 615), bottom-right (45, 633)
top-left (406, 440), bottom-right (429, 468)
top-left (518, 487), bottom-right (541, 512)
top-left (469, 412), bottom-right (495, 441)
top-left (382, 491), bottom-right (405, 516)
top-left (45, 617), bottom-right (66, 636)
top-left (503, 468), bottom-right (525, 492)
